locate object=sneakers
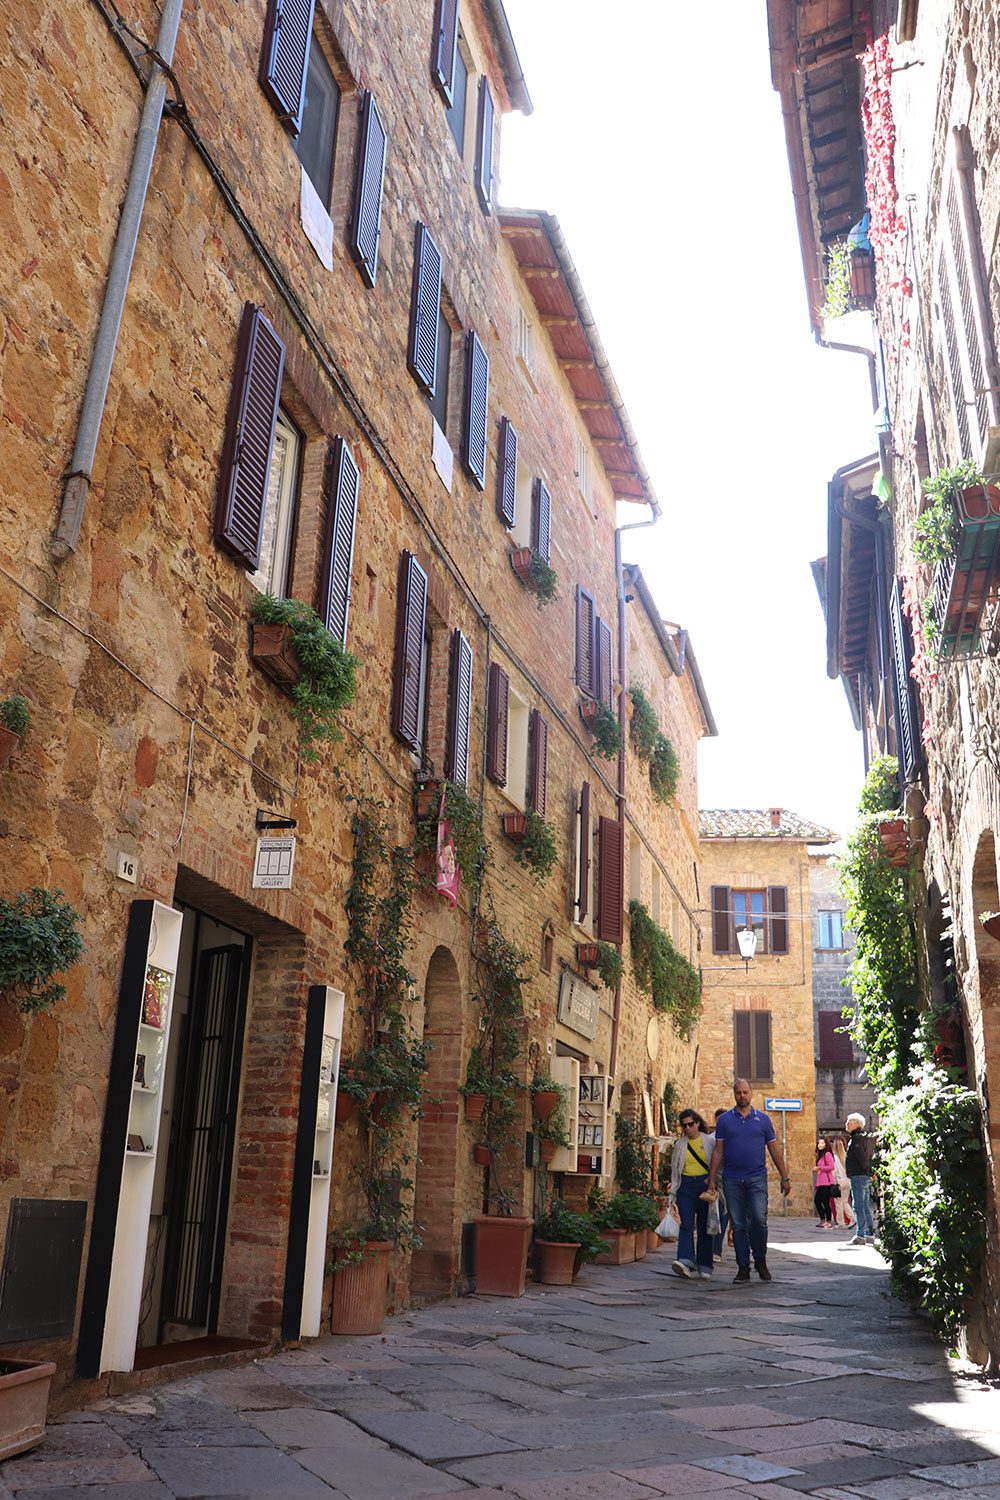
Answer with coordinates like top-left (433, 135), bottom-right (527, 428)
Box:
top-left (698, 1268), bottom-right (713, 1279)
top-left (733, 1266), bottom-right (751, 1284)
top-left (671, 1260), bottom-right (694, 1278)
top-left (756, 1261), bottom-right (772, 1282)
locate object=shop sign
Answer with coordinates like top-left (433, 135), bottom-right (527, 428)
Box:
top-left (557, 971), bottom-right (600, 1040)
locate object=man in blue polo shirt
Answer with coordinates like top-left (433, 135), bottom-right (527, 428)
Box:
top-left (707, 1078), bottom-right (791, 1284)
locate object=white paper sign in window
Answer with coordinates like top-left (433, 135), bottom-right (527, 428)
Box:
top-left (300, 166), bottom-right (334, 272)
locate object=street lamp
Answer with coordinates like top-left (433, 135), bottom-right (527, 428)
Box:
top-left (736, 927), bottom-right (758, 971)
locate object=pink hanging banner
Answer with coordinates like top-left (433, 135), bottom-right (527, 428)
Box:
top-left (435, 788), bottom-right (460, 907)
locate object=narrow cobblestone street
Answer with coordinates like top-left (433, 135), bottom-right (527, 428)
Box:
top-left (6, 1224), bottom-right (1000, 1500)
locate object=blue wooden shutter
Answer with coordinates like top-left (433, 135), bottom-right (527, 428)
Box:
top-left (318, 437), bottom-right (359, 647)
top-left (463, 330), bottom-right (489, 489)
top-left (445, 630), bottom-right (473, 788)
top-left (431, 0), bottom-right (460, 104)
top-left (408, 225), bottom-right (442, 395)
top-left (349, 91), bottom-right (387, 288)
top-left (496, 417), bottom-right (518, 529)
top-left (595, 618), bottom-right (613, 709)
top-left (259, 0), bottom-right (317, 135)
top-left (474, 76), bottom-right (495, 212)
top-left (391, 553), bottom-right (428, 751)
top-left (532, 478), bottom-right (551, 562)
top-left (214, 303), bottom-right (285, 570)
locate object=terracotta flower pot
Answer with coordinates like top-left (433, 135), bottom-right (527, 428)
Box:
top-left (981, 914), bottom-right (1000, 943)
top-left (501, 811), bottom-right (527, 843)
top-left (474, 1215), bottom-right (532, 1297)
top-left (632, 1232), bottom-right (647, 1261)
top-left (463, 1093), bottom-right (486, 1123)
top-left (877, 818), bottom-right (909, 868)
top-left (646, 1228), bottom-right (662, 1252)
top-left (330, 1241), bottom-right (392, 1335)
top-left (595, 1228), bottom-right (636, 1265)
top-left (415, 779), bottom-right (441, 821)
top-left (532, 1089), bottom-right (560, 1121)
top-left (0, 1360), bottom-right (57, 1461)
top-left (510, 546), bottom-right (534, 586)
top-left (538, 1138), bottom-right (557, 1164)
top-left (536, 1239), bottom-right (580, 1286)
top-left (250, 621), bottom-right (302, 688)
top-left (956, 482), bottom-right (1000, 522)
top-left (473, 1143), bottom-right (493, 1167)
top-left (0, 727), bottom-right (21, 773)
top-left (334, 1090), bottom-right (357, 1124)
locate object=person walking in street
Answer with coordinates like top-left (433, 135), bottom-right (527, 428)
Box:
top-left (666, 1109), bottom-right (716, 1280)
top-left (832, 1134), bottom-right (854, 1229)
top-left (711, 1107), bottom-right (730, 1261)
top-left (842, 1111), bottom-right (876, 1245)
top-left (707, 1078), bottom-right (791, 1284)
top-left (813, 1136), bottom-right (836, 1227)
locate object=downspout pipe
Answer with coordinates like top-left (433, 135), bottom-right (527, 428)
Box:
top-left (53, 0), bottom-right (185, 558)
top-left (608, 505), bottom-right (658, 1087)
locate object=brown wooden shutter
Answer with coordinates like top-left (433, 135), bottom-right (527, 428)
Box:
top-left (474, 76), bottom-right (495, 212)
top-left (259, 0), bottom-right (317, 134)
top-left (527, 709), bottom-right (548, 817)
top-left (462, 330), bottom-right (489, 489)
top-left (733, 1012), bottom-right (752, 1079)
top-left (753, 1012), bottom-right (773, 1080)
top-left (934, 127), bottom-right (1000, 461)
top-left (496, 417), bottom-right (517, 529)
top-left (576, 782), bottom-right (591, 922)
top-left (711, 885), bottom-right (731, 954)
top-left (819, 1011), bottom-right (853, 1064)
top-left (596, 816), bottom-right (624, 944)
top-left (575, 587), bottom-right (596, 695)
top-left (431, 0), bottom-right (460, 104)
top-left (486, 662), bottom-right (509, 786)
top-left (214, 303), bottom-right (285, 570)
top-left (349, 91), bottom-right (387, 288)
top-left (532, 478), bottom-right (552, 562)
top-left (889, 577), bottom-right (921, 783)
top-left (444, 629), bottom-right (473, 787)
top-left (768, 886), bottom-right (789, 956)
top-left (391, 552), bottom-right (428, 752)
top-left (408, 224), bottom-right (442, 395)
top-left (318, 436), bottom-right (359, 647)
top-left (595, 618), bottom-right (613, 709)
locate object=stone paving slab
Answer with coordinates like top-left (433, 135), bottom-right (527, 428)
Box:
top-left (334, 1408), bottom-right (523, 1461)
top-left (140, 1444), bottom-right (335, 1497)
top-left (294, 1443), bottom-right (468, 1496)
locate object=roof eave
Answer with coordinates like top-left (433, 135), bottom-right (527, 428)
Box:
top-left (483, 0), bottom-right (532, 114)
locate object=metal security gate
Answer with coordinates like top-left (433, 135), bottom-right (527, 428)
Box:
top-left (160, 944), bottom-right (245, 1332)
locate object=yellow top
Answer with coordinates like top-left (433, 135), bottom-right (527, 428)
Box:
top-left (682, 1138), bottom-right (710, 1175)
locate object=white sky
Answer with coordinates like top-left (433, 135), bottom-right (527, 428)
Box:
top-left (498, 0), bottom-right (876, 839)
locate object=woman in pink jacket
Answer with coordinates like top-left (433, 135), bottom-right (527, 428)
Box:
top-left (813, 1137), bottom-right (836, 1227)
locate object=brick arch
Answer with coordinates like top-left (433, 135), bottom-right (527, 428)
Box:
top-left (410, 945), bottom-right (464, 1299)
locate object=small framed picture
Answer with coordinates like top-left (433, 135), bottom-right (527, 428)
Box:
top-left (142, 966), bottom-right (170, 1028)
top-left (590, 1076), bottom-right (605, 1104)
top-left (134, 1054), bottom-right (147, 1087)
top-left (582, 1125), bottom-right (594, 1146)
top-left (127, 1133), bottom-right (145, 1153)
top-left (313, 1159), bottom-right (322, 1175)
top-left (593, 1126), bottom-right (603, 1147)
top-left (579, 1078), bottom-right (592, 1103)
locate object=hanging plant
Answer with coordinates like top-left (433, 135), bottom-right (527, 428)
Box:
top-left (595, 941), bottom-right (624, 990)
top-left (628, 899), bottom-right (701, 1039)
top-left (339, 802), bottom-right (429, 1256)
top-left (0, 695), bottom-right (30, 739)
top-left (822, 240), bottom-right (852, 320)
top-left (628, 686), bottom-right (679, 805)
top-left (512, 808), bottom-right (558, 882)
top-left (913, 461), bottom-right (983, 566)
top-left (251, 593), bottom-right (358, 761)
top-left (589, 702), bottom-right (621, 759)
top-left (0, 889), bottom-right (85, 1014)
top-left (414, 778), bottom-right (487, 895)
top-left (467, 914), bottom-right (529, 1215)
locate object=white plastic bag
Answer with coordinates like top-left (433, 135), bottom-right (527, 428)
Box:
top-left (655, 1203), bottom-right (680, 1240)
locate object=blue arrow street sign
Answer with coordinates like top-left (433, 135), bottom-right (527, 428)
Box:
top-left (765, 1097), bottom-right (803, 1111)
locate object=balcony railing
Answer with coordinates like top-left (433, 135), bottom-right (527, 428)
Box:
top-left (930, 478), bottom-right (1000, 660)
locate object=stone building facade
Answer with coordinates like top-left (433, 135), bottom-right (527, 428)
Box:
top-left (697, 810), bottom-right (837, 1213)
top-left (769, 0), bottom-right (1000, 1358)
top-left (0, 0), bottom-right (712, 1398)
top-left (808, 849), bottom-right (876, 1134)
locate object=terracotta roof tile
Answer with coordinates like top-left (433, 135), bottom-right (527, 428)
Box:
top-left (699, 809), bottom-right (838, 842)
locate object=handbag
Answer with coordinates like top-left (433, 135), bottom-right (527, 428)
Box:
top-left (830, 1184), bottom-right (841, 1199)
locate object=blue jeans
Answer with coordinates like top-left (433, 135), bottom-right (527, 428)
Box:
top-left (676, 1174), bottom-right (714, 1272)
top-left (851, 1175), bottom-right (873, 1238)
top-left (724, 1175), bottom-right (769, 1269)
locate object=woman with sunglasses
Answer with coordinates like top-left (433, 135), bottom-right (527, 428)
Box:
top-left (666, 1110), bottom-right (716, 1279)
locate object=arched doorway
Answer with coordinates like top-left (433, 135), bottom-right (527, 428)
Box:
top-left (410, 946), bottom-right (463, 1299)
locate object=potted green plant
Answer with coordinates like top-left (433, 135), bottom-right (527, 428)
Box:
top-left (510, 547), bottom-right (558, 607)
top-left (530, 1072), bottom-right (561, 1121)
top-left (250, 594), bottom-right (358, 761)
top-left (580, 700), bottom-right (621, 759)
top-left (876, 817), bottom-right (909, 868)
top-left (415, 778), bottom-right (487, 895)
top-left (512, 808), bottom-right (558, 882)
top-left (629, 900), bottom-right (702, 1039)
top-left (534, 1199), bottom-right (589, 1285)
top-left (0, 889), bottom-right (84, 1014)
top-left (471, 919), bottom-right (533, 1296)
top-left (916, 463), bottom-right (1000, 658)
top-left (0, 695), bottom-right (29, 771)
top-left (596, 941), bottom-right (624, 990)
top-left (590, 1190), bottom-right (640, 1265)
top-left (500, 810), bottom-right (527, 842)
top-left (822, 240), bottom-right (852, 320)
top-left (536, 1088), bottom-right (570, 1165)
top-left (629, 686), bottom-right (679, 804)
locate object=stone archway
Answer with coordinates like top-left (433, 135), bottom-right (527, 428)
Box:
top-left (410, 946), bottom-right (463, 1300)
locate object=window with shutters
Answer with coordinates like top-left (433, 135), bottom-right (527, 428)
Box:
top-left (408, 224), bottom-right (442, 396)
top-left (428, 307), bottom-right (452, 435)
top-left (446, 34), bottom-right (470, 155)
top-left (248, 411), bottom-right (301, 597)
top-left (574, 433), bottom-right (591, 503)
top-left (496, 417), bottom-right (518, 531)
top-left (515, 305), bottom-right (535, 377)
top-left (629, 838), bottom-right (641, 902)
top-left (318, 436), bottom-right (359, 646)
top-left (292, 34), bottom-right (340, 205)
top-left (818, 1011), bottom-right (854, 1065)
top-left (509, 446), bottom-right (533, 549)
top-left (349, 91), bottom-right (387, 288)
top-left (474, 75), bottom-right (495, 212)
top-left (260, 0), bottom-right (318, 135)
top-left (445, 630), bottom-right (473, 788)
top-left (575, 587), bottom-right (596, 696)
top-left (888, 577), bottom-right (921, 784)
top-left (732, 890), bottom-right (768, 955)
top-left (503, 686), bottom-right (530, 811)
top-left (462, 330), bottom-right (490, 489)
top-left (711, 886), bottom-right (789, 956)
top-left (817, 911), bottom-right (845, 950)
top-left (595, 817), bottom-right (625, 945)
top-left (532, 479), bottom-right (552, 564)
top-left (734, 1011), bottom-right (773, 1082)
top-left (527, 709), bottom-right (548, 817)
top-left (595, 617), bottom-right (613, 709)
top-left (391, 552), bottom-right (429, 754)
top-left (486, 661), bottom-right (509, 787)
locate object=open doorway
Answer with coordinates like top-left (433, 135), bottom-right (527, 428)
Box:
top-left (137, 904), bottom-right (251, 1357)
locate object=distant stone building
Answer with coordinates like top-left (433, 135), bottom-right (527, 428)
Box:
top-left (809, 848), bottom-right (876, 1134)
top-left (697, 809), bottom-right (836, 1214)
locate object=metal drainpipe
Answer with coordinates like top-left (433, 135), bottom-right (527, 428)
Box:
top-left (608, 509), bottom-right (658, 1088)
top-left (814, 331), bottom-right (879, 411)
top-left (53, 0), bottom-right (186, 558)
